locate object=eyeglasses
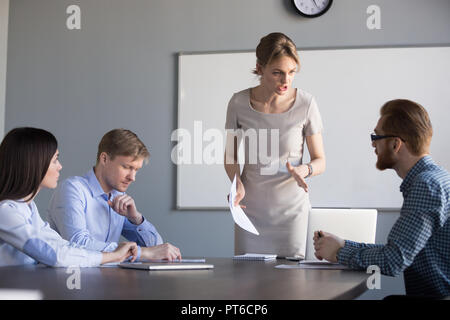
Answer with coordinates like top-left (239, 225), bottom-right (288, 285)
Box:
top-left (370, 133), bottom-right (405, 142)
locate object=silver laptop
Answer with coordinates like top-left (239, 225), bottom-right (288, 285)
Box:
top-left (119, 262), bottom-right (214, 270)
top-left (306, 209), bottom-right (377, 260)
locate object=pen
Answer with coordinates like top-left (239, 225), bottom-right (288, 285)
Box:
top-left (317, 231), bottom-right (322, 238)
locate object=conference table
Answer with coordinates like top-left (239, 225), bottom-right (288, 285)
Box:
top-left (0, 258), bottom-right (369, 300)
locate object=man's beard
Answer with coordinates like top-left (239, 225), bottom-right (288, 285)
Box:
top-left (376, 148), bottom-right (396, 170)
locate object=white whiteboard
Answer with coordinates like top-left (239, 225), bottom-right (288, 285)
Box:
top-left (176, 47), bottom-right (450, 209)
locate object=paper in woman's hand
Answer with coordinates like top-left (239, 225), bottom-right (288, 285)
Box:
top-left (228, 175), bottom-right (259, 235)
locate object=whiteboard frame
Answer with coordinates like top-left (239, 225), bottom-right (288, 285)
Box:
top-left (176, 45), bottom-right (450, 210)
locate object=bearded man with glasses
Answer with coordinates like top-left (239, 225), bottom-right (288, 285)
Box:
top-left (314, 99), bottom-right (450, 299)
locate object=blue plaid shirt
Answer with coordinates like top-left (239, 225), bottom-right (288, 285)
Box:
top-left (338, 156), bottom-right (450, 297)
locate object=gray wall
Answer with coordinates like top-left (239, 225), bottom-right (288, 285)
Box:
top-left (0, 0), bottom-right (8, 137)
top-left (5, 0), bottom-right (450, 299)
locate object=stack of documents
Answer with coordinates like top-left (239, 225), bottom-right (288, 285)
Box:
top-left (233, 253), bottom-right (277, 261)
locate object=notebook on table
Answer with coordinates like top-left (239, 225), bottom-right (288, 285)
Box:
top-left (119, 262), bottom-right (214, 270)
top-left (233, 253), bottom-right (277, 261)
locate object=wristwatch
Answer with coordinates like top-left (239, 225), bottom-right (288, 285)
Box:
top-left (305, 163), bottom-right (313, 178)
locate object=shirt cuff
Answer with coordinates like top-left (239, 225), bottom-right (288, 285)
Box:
top-left (128, 214), bottom-right (144, 226)
top-left (102, 242), bottom-right (118, 252)
top-left (89, 251), bottom-right (103, 267)
top-left (343, 240), bottom-right (362, 249)
top-left (337, 241), bottom-right (358, 266)
top-left (136, 245), bottom-right (142, 261)
top-left (135, 217), bottom-right (160, 247)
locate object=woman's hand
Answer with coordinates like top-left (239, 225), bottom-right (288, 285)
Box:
top-left (286, 162), bottom-right (309, 192)
top-left (227, 178), bottom-right (246, 208)
top-left (101, 242), bottom-right (138, 264)
top-left (141, 243), bottom-right (182, 261)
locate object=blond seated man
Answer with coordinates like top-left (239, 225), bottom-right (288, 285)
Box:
top-left (48, 129), bottom-right (181, 261)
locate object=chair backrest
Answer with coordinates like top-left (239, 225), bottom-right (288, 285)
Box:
top-left (305, 208), bottom-right (378, 260)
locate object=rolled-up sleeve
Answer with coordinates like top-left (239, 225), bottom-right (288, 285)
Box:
top-left (122, 217), bottom-right (163, 247)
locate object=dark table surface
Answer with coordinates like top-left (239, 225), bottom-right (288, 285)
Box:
top-left (0, 258), bottom-right (369, 300)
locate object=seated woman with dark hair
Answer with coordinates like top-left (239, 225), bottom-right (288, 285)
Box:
top-left (0, 127), bottom-right (138, 267)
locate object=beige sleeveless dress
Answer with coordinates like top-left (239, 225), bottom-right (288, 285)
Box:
top-left (225, 88), bottom-right (323, 257)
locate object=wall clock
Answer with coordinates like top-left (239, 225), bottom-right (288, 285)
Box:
top-left (292, 0), bottom-right (333, 18)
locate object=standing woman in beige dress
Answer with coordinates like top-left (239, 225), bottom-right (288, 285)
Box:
top-left (224, 33), bottom-right (326, 258)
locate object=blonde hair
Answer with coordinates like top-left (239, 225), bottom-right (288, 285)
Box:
top-left (252, 32), bottom-right (300, 75)
top-left (96, 129), bottom-right (150, 164)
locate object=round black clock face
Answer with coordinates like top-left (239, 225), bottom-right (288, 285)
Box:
top-left (292, 0), bottom-right (333, 18)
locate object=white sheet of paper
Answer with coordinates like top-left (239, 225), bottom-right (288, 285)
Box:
top-left (0, 289), bottom-right (43, 300)
top-left (229, 175), bottom-right (259, 235)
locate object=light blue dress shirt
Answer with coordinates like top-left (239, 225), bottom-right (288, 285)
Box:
top-left (0, 199), bottom-right (102, 267)
top-left (48, 169), bottom-right (162, 261)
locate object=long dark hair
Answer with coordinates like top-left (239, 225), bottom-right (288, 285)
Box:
top-left (0, 127), bottom-right (58, 202)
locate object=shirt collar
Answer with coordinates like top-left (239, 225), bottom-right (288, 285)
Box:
top-left (84, 168), bottom-right (122, 199)
top-left (400, 155), bottom-right (434, 194)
